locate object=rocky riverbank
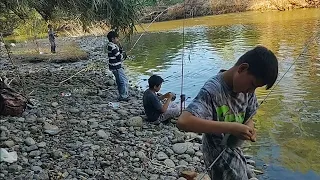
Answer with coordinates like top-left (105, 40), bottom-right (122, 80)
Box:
top-left (0, 37), bottom-right (260, 179)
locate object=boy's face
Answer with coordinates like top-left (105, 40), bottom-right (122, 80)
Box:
top-left (112, 37), bottom-right (119, 44)
top-left (154, 83), bottom-right (162, 92)
top-left (233, 63), bottom-right (264, 93)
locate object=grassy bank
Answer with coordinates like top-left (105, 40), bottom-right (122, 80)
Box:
top-left (141, 0), bottom-right (320, 22)
top-left (7, 38), bottom-right (88, 63)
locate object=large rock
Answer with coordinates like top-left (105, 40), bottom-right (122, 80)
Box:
top-left (126, 116), bottom-right (143, 127)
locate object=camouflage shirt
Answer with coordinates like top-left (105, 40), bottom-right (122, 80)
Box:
top-left (185, 70), bottom-right (258, 180)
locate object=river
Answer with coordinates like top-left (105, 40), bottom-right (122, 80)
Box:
top-left (125, 8), bottom-right (320, 179)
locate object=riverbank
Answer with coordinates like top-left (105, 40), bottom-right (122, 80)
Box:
top-left (0, 37), bottom-right (260, 179)
top-left (141, 0), bottom-right (320, 23)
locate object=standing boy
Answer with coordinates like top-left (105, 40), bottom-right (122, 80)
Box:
top-left (48, 24), bottom-right (56, 53)
top-left (106, 31), bottom-right (129, 101)
top-left (177, 46), bottom-right (278, 179)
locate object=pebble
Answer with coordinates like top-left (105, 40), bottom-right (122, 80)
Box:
top-left (172, 142), bottom-right (193, 154)
top-left (8, 164), bottom-right (22, 172)
top-left (157, 152), bottom-right (169, 161)
top-left (29, 150), bottom-right (41, 157)
top-left (31, 166), bottom-right (43, 172)
top-left (51, 102), bottom-right (59, 107)
top-left (97, 130), bottom-right (110, 138)
top-left (164, 159), bottom-right (175, 168)
top-left (37, 142), bottom-right (46, 148)
top-left (4, 140), bottom-right (15, 148)
top-left (126, 116), bottom-right (143, 127)
top-left (25, 137), bottom-right (36, 146)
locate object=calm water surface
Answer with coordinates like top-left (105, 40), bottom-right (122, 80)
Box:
top-left (125, 9), bottom-right (320, 180)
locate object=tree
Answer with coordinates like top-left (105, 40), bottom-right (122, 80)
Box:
top-left (0, 0), bottom-right (145, 35)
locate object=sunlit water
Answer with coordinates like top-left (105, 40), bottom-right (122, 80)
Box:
top-left (125, 9), bottom-right (320, 179)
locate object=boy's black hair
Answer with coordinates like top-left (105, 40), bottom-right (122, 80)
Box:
top-left (235, 45), bottom-right (278, 90)
top-left (148, 75), bottom-right (164, 89)
top-left (107, 31), bottom-right (119, 42)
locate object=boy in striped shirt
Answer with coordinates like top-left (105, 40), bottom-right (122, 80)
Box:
top-left (106, 31), bottom-right (129, 101)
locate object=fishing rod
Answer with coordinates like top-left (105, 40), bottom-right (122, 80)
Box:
top-left (198, 31), bottom-right (320, 180)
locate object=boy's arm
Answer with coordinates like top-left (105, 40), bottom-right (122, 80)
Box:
top-left (177, 88), bottom-right (253, 139)
top-left (244, 93), bottom-right (259, 141)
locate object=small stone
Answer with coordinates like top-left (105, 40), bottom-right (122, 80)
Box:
top-left (172, 142), bottom-right (192, 154)
top-left (17, 117), bottom-right (25, 122)
top-left (129, 151), bottom-right (136, 157)
top-left (137, 151), bottom-right (147, 160)
top-left (195, 151), bottom-right (203, 157)
top-left (31, 166), bottom-right (43, 172)
top-left (126, 116), bottom-right (143, 127)
top-left (52, 150), bottom-right (63, 159)
top-left (133, 168), bottom-right (143, 173)
top-left (106, 80), bottom-right (115, 86)
top-left (0, 126), bottom-right (7, 131)
top-left (80, 120), bottom-right (88, 126)
top-left (29, 150), bottom-right (41, 157)
top-left (97, 130), bottom-right (110, 138)
top-left (69, 119), bottom-right (79, 124)
top-left (166, 148), bottom-right (174, 156)
top-left (38, 170), bottom-right (49, 179)
top-left (26, 145), bottom-right (38, 152)
top-left (8, 164), bottom-right (22, 172)
top-left (119, 127), bottom-right (127, 133)
top-left (91, 145), bottom-right (100, 151)
top-left (150, 174), bottom-right (159, 180)
top-left (193, 156), bottom-right (200, 162)
top-left (25, 137), bottom-right (36, 146)
top-left (157, 152), bottom-right (168, 161)
top-left (69, 108), bottom-right (80, 113)
top-left (51, 102), bottom-right (59, 107)
top-left (179, 160), bottom-right (188, 166)
top-left (4, 140), bottom-right (15, 148)
top-left (37, 142), bottom-right (46, 148)
top-left (164, 159), bottom-right (175, 168)
top-left (43, 122), bottom-right (60, 135)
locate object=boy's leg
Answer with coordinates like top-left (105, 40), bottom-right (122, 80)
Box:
top-left (112, 68), bottom-right (128, 100)
top-left (158, 102), bottom-right (180, 122)
top-left (111, 69), bottom-right (122, 97)
top-left (50, 41), bottom-right (56, 53)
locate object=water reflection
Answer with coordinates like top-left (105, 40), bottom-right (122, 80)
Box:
top-left (126, 8), bottom-right (320, 179)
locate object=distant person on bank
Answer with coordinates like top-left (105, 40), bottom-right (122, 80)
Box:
top-left (48, 24), bottom-right (57, 53)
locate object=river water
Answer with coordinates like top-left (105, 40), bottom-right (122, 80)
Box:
top-left (125, 8), bottom-right (320, 180)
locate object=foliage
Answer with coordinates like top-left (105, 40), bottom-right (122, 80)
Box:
top-left (0, 0), bottom-right (145, 35)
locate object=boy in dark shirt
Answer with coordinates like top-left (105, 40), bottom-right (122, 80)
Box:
top-left (143, 75), bottom-right (180, 124)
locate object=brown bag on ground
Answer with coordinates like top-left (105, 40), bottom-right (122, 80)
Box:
top-left (0, 77), bottom-right (28, 116)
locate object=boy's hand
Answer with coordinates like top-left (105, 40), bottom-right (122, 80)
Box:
top-left (245, 119), bottom-right (256, 142)
top-left (230, 123), bottom-right (253, 141)
top-left (164, 92), bottom-right (173, 99)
